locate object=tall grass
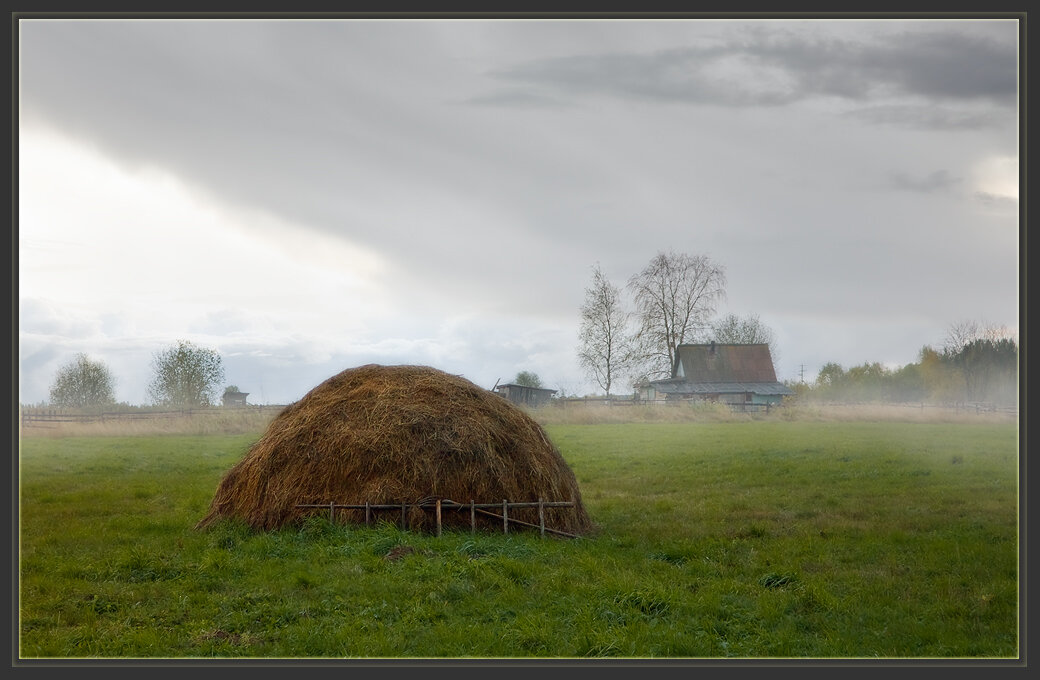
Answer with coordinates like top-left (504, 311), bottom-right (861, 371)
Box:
top-left (18, 420), bottom-right (1019, 659)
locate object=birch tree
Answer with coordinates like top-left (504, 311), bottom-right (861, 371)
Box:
top-left (577, 264), bottom-right (633, 396)
top-left (628, 251), bottom-right (726, 379)
top-left (710, 312), bottom-right (781, 371)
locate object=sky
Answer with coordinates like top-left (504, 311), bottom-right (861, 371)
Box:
top-left (17, 16), bottom-right (1021, 406)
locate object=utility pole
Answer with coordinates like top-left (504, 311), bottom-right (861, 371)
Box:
top-left (799, 364), bottom-right (806, 383)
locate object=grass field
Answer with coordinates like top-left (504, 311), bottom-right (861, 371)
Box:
top-left (17, 414), bottom-right (1020, 659)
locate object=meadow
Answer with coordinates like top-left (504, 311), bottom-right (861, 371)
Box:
top-left (17, 408), bottom-right (1020, 659)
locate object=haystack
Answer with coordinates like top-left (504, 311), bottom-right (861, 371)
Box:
top-left (196, 364), bottom-right (593, 535)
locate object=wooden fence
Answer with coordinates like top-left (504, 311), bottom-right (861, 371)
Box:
top-left (553, 397), bottom-right (1016, 416)
top-left (556, 397), bottom-right (776, 410)
top-left (295, 498), bottom-right (580, 538)
top-left (19, 405), bottom-right (283, 427)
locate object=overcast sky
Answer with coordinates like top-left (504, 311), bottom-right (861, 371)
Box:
top-left (17, 16), bottom-right (1020, 405)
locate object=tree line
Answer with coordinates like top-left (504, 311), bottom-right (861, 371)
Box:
top-left (44, 340), bottom-right (230, 411)
top-left (798, 321), bottom-right (1018, 406)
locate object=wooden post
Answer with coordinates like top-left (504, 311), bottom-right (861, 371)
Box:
top-left (470, 500), bottom-right (475, 534)
top-left (401, 502), bottom-right (407, 530)
top-left (435, 499), bottom-right (442, 537)
top-left (329, 501), bottom-right (335, 523)
top-left (538, 497), bottom-right (545, 538)
top-left (503, 499), bottom-right (508, 534)
top-left (365, 502), bottom-right (371, 527)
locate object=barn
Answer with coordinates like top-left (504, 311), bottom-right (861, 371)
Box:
top-left (222, 390), bottom-right (249, 407)
top-left (494, 383), bottom-right (558, 408)
top-left (643, 342), bottom-right (794, 406)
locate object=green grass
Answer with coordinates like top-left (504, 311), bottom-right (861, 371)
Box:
top-left (18, 422), bottom-right (1019, 658)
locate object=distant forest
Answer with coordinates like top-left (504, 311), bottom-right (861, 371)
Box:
top-left (792, 333), bottom-right (1018, 407)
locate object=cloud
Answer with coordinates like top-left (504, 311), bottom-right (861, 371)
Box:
top-left (843, 104), bottom-right (1011, 130)
top-left (463, 89), bottom-right (571, 109)
top-left (888, 169), bottom-right (962, 193)
top-left (974, 191), bottom-right (1018, 210)
top-left (482, 26), bottom-right (1017, 115)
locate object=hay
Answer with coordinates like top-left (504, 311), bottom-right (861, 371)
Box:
top-left (196, 364), bottom-right (593, 535)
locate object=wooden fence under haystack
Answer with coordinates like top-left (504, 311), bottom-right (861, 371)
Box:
top-left (296, 498), bottom-right (581, 539)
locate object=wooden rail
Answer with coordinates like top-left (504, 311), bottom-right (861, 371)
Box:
top-left (20, 405), bottom-right (284, 427)
top-left (295, 498), bottom-right (580, 538)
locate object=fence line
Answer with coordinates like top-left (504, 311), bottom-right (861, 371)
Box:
top-left (20, 398), bottom-right (1016, 427)
top-left (19, 405), bottom-right (285, 427)
top-left (552, 397), bottom-right (1016, 416)
top-left (295, 498), bottom-right (580, 539)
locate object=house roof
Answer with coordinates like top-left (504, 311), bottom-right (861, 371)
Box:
top-left (649, 343), bottom-right (794, 395)
top-left (673, 343), bottom-right (779, 383)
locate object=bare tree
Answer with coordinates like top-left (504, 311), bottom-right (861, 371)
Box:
top-left (577, 264), bottom-right (633, 396)
top-left (710, 312), bottom-right (781, 371)
top-left (943, 320), bottom-right (984, 355)
top-left (943, 320), bottom-right (1018, 353)
top-left (628, 251), bottom-right (726, 379)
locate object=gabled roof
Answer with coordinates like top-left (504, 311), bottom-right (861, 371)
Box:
top-left (672, 343), bottom-right (779, 383)
top-left (649, 343), bottom-right (794, 395)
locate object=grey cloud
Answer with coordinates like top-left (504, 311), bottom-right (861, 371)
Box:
top-left (889, 170), bottom-right (962, 194)
top-left (485, 27), bottom-right (1017, 110)
top-left (463, 90), bottom-right (572, 109)
top-left (843, 104), bottom-right (1011, 130)
top-left (974, 191), bottom-right (1018, 209)
top-left (488, 45), bottom-right (802, 107)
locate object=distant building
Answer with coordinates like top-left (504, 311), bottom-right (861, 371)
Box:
top-left (222, 390), bottom-right (249, 407)
top-left (642, 343), bottom-right (794, 405)
top-left (494, 383), bottom-right (558, 408)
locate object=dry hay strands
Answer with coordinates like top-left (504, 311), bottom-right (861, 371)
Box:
top-left (196, 364), bottom-right (594, 535)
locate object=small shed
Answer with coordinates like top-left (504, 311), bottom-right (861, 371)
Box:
top-left (646, 342), bottom-right (793, 405)
top-left (494, 383), bottom-right (558, 408)
top-left (222, 390), bottom-right (249, 407)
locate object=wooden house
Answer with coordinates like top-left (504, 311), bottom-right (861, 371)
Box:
top-left (494, 383), bottom-right (558, 408)
top-left (644, 342), bottom-right (794, 405)
top-left (222, 390), bottom-right (249, 407)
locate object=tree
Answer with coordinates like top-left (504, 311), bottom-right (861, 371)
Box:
top-left (48, 353), bottom-right (116, 409)
top-left (941, 321), bottom-right (1018, 404)
top-left (949, 337), bottom-right (1018, 404)
top-left (628, 251), bottom-right (726, 379)
top-left (577, 264), bottom-right (634, 396)
top-left (709, 312), bottom-right (780, 371)
top-left (147, 340), bottom-right (225, 407)
top-left (815, 362), bottom-right (846, 392)
top-left (513, 371), bottom-right (543, 388)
